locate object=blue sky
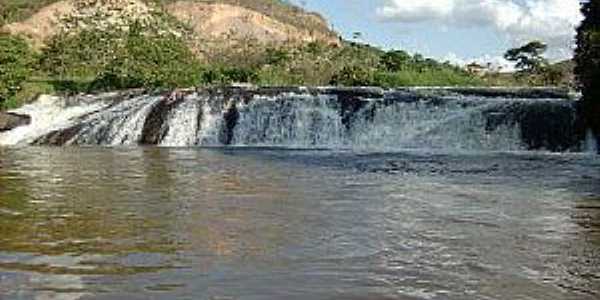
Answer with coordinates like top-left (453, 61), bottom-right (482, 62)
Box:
top-left (291, 0), bottom-right (583, 66)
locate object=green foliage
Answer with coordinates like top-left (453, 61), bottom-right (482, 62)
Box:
top-left (504, 41), bottom-right (549, 74)
top-left (201, 67), bottom-right (259, 85)
top-left (575, 0), bottom-right (600, 134)
top-left (331, 65), bottom-right (376, 86)
top-left (224, 41), bottom-right (480, 87)
top-left (93, 25), bottom-right (203, 90)
top-left (40, 30), bottom-right (122, 79)
top-left (502, 40), bottom-right (573, 87)
top-left (265, 48), bottom-right (290, 65)
top-left (1, 2), bottom-right (483, 110)
top-left (3, 80), bottom-right (55, 110)
top-left (380, 50), bottom-right (412, 72)
top-left (374, 68), bottom-right (482, 87)
top-left (575, 1), bottom-right (600, 96)
top-left (0, 34), bottom-right (34, 108)
top-left (539, 64), bottom-right (565, 86)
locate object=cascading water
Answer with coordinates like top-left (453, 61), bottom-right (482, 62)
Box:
top-left (232, 94), bottom-right (345, 148)
top-left (0, 95), bottom-right (110, 146)
top-left (0, 87), bottom-right (586, 152)
top-left (160, 97), bottom-right (201, 147)
top-left (586, 129), bottom-right (599, 153)
top-left (347, 98), bottom-right (525, 151)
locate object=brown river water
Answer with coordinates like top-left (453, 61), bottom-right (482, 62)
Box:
top-left (0, 147), bottom-right (599, 300)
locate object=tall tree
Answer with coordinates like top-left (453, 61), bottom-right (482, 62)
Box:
top-left (574, 0), bottom-right (600, 139)
top-left (504, 41), bottom-right (549, 74)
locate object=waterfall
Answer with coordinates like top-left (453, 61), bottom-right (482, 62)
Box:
top-left (231, 94), bottom-right (344, 148)
top-left (0, 88), bottom-right (584, 152)
top-left (347, 99), bottom-right (524, 151)
top-left (196, 97), bottom-right (227, 146)
top-left (0, 95), bottom-right (110, 146)
top-left (64, 96), bottom-right (162, 146)
top-left (160, 96), bottom-right (201, 147)
top-left (585, 129), bottom-right (599, 154)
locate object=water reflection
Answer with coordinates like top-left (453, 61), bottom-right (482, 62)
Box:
top-left (0, 147), bottom-right (599, 299)
top-left (566, 197), bottom-right (600, 295)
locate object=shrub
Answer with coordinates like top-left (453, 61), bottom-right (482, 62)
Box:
top-left (201, 67), bottom-right (259, 85)
top-left (380, 50), bottom-right (412, 72)
top-left (91, 25), bottom-right (203, 90)
top-left (0, 34), bottom-right (34, 107)
top-left (40, 29), bottom-right (122, 79)
top-left (330, 65), bottom-right (376, 86)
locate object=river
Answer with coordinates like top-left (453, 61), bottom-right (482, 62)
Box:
top-left (0, 147), bottom-right (599, 300)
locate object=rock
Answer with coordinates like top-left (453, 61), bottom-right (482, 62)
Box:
top-left (32, 124), bottom-right (84, 146)
top-left (0, 112), bottom-right (31, 132)
top-left (140, 92), bottom-right (185, 145)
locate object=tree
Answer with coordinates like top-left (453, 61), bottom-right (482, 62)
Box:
top-left (504, 41), bottom-right (549, 74)
top-left (40, 29), bottom-right (122, 79)
top-left (0, 34), bottom-right (34, 106)
top-left (330, 65), bottom-right (375, 86)
top-left (92, 23), bottom-right (203, 90)
top-left (380, 50), bottom-right (411, 72)
top-left (540, 64), bottom-right (565, 86)
top-left (574, 0), bottom-right (600, 138)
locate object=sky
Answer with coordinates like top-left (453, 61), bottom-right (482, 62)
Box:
top-left (290, 0), bottom-right (584, 67)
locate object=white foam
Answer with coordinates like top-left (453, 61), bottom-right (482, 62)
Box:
top-left (0, 95), bottom-right (108, 146)
top-left (160, 97), bottom-right (200, 147)
top-left (585, 129), bottom-right (598, 154)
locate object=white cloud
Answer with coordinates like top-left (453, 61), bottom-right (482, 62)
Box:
top-left (377, 0), bottom-right (583, 60)
top-left (443, 52), bottom-right (516, 72)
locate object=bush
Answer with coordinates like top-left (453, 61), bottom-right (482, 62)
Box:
top-left (0, 34), bottom-right (34, 107)
top-left (40, 30), bottom-right (122, 79)
top-left (201, 67), bottom-right (259, 85)
top-left (380, 50), bottom-right (411, 72)
top-left (374, 68), bottom-right (481, 87)
top-left (91, 26), bottom-right (203, 90)
top-left (330, 65), bottom-right (376, 86)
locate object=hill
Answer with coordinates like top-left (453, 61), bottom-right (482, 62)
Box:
top-left (0, 0), bottom-right (339, 51)
top-left (0, 0), bottom-right (482, 110)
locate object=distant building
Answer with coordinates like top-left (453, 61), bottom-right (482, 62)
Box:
top-left (466, 62), bottom-right (487, 75)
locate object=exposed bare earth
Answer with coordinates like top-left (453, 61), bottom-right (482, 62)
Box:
top-left (166, 2), bottom-right (339, 45)
top-left (2, 0), bottom-right (339, 51)
top-left (2, 1), bottom-right (76, 49)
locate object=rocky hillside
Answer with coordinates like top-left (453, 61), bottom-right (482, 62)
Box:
top-left (165, 1), bottom-right (338, 45)
top-left (1, 0), bottom-right (339, 51)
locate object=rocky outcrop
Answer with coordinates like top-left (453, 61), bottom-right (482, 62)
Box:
top-left (0, 112), bottom-right (31, 132)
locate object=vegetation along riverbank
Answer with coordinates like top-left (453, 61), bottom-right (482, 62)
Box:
top-left (0, 0), bottom-right (580, 111)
